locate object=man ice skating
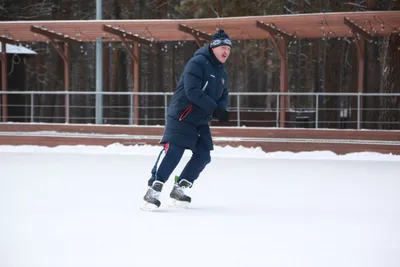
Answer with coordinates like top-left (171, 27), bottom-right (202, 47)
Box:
top-left (141, 29), bottom-right (232, 210)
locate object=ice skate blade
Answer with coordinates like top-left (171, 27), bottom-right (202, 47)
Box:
top-left (169, 199), bottom-right (190, 208)
top-left (140, 201), bottom-right (159, 211)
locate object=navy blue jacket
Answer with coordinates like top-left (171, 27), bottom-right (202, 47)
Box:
top-left (160, 45), bottom-right (229, 152)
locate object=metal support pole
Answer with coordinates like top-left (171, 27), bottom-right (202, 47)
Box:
top-left (236, 95), bottom-right (240, 127)
top-left (315, 95), bottom-right (319, 129)
top-left (95, 0), bottom-right (103, 124)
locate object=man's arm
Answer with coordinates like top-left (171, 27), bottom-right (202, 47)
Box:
top-left (213, 74), bottom-right (230, 122)
top-left (217, 86), bottom-right (229, 109)
top-left (184, 60), bottom-right (217, 114)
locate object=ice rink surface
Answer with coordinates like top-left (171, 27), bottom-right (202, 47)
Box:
top-left (1, 144), bottom-right (400, 267)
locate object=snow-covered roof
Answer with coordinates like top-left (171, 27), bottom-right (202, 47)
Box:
top-left (0, 43), bottom-right (36, 55)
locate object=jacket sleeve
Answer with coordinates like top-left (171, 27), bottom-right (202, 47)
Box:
top-left (184, 60), bottom-right (217, 114)
top-left (218, 86), bottom-right (229, 109)
top-left (217, 74), bottom-right (229, 109)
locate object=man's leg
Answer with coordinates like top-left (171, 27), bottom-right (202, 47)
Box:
top-left (178, 138), bottom-right (211, 185)
top-left (169, 139), bottom-right (210, 205)
top-left (147, 143), bottom-right (185, 186)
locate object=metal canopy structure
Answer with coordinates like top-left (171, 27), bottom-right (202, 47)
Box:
top-left (0, 11), bottom-right (400, 125)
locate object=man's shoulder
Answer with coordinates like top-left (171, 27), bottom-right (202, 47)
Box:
top-left (188, 53), bottom-right (209, 67)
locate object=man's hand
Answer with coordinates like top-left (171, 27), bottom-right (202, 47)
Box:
top-left (213, 106), bottom-right (230, 122)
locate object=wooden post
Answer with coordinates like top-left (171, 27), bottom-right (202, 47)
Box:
top-left (48, 39), bottom-right (70, 123)
top-left (268, 36), bottom-right (289, 128)
top-left (64, 42), bottom-right (70, 123)
top-left (279, 38), bottom-right (288, 128)
top-left (367, 0), bottom-right (377, 9)
top-left (1, 42), bottom-right (7, 122)
top-left (102, 25), bottom-right (155, 125)
top-left (343, 17), bottom-right (372, 129)
top-left (171, 45), bottom-right (176, 91)
top-left (0, 37), bottom-right (19, 122)
top-left (354, 36), bottom-right (365, 128)
top-left (355, 42), bottom-right (366, 80)
top-left (256, 21), bottom-right (294, 128)
top-left (133, 42), bottom-right (140, 125)
top-left (30, 26), bottom-right (81, 123)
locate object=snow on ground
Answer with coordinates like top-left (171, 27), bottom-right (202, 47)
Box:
top-left (1, 144), bottom-right (399, 267)
top-left (1, 143), bottom-right (400, 161)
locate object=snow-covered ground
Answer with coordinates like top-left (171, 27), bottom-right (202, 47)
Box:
top-left (1, 144), bottom-right (399, 267)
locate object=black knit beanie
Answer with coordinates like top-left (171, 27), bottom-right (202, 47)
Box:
top-left (209, 29), bottom-right (232, 48)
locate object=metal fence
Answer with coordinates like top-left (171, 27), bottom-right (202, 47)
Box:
top-left (1, 91), bottom-right (399, 130)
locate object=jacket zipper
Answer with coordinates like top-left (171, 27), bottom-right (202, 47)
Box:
top-left (179, 81), bottom-right (208, 121)
top-left (202, 81), bottom-right (208, 91)
top-left (179, 104), bottom-right (193, 121)
top-left (179, 81), bottom-right (209, 121)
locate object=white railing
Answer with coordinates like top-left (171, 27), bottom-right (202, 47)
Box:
top-left (1, 91), bottom-right (400, 130)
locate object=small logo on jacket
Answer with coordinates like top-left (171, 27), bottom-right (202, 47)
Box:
top-left (221, 78), bottom-right (225, 85)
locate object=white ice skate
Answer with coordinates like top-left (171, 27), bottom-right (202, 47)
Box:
top-left (169, 179), bottom-right (192, 208)
top-left (140, 181), bottom-right (163, 211)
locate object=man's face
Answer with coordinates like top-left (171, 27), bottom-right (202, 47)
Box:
top-left (212, 45), bottom-right (231, 63)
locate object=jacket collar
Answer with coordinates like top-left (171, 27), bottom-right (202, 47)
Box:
top-left (208, 46), bottom-right (223, 67)
top-left (194, 45), bottom-right (224, 68)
